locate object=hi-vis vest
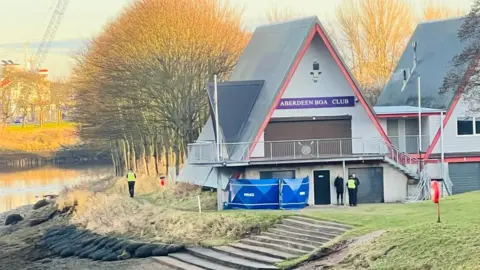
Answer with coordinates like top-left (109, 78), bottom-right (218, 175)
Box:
top-left (127, 172), bottom-right (136, 182)
top-left (347, 178), bottom-right (356, 189)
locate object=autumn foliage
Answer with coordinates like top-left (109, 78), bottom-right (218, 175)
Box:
top-left (72, 0), bottom-right (249, 176)
top-left (266, 0), bottom-right (466, 103)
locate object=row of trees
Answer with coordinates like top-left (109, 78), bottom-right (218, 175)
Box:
top-left (0, 67), bottom-right (72, 128)
top-left (267, 0), bottom-right (465, 103)
top-left (71, 0), bottom-right (250, 177)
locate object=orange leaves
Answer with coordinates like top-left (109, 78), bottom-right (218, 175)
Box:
top-left (86, 0), bottom-right (249, 69)
top-left (422, 1), bottom-right (466, 21)
top-left (336, 0), bottom-right (416, 89)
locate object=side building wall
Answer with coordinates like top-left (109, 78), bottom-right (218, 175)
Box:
top-left (242, 161), bottom-right (408, 204)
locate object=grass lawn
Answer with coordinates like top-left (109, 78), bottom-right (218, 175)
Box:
top-left (0, 122), bottom-right (78, 152)
top-left (298, 192), bottom-right (480, 269)
top-left (62, 175), bottom-right (480, 269)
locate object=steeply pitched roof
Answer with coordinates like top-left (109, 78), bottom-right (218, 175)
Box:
top-left (377, 17), bottom-right (468, 110)
top-left (207, 80), bottom-right (264, 144)
top-left (228, 17), bottom-right (319, 146)
top-left (178, 16), bottom-right (388, 187)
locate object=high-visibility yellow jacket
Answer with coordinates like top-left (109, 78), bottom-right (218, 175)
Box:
top-left (127, 171), bottom-right (136, 182)
top-left (347, 178), bottom-right (356, 189)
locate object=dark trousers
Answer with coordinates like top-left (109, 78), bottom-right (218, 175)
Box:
top-left (336, 191), bottom-right (344, 205)
top-left (348, 188), bottom-right (357, 206)
top-left (128, 181), bottom-right (135, 198)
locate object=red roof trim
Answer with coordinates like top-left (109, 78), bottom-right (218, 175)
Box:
top-left (247, 24), bottom-right (316, 157)
top-left (377, 112), bottom-right (441, 118)
top-left (444, 156), bottom-right (480, 163)
top-left (247, 23), bottom-right (390, 157)
top-left (423, 55), bottom-right (480, 160)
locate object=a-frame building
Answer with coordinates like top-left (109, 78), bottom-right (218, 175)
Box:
top-left (180, 16), bottom-right (418, 207)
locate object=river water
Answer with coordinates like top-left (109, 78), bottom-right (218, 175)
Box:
top-left (0, 164), bottom-right (114, 213)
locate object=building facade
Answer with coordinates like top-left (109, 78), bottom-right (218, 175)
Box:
top-left (181, 16), bottom-right (480, 208)
top-left (180, 17), bottom-right (421, 208)
top-left (377, 17), bottom-right (480, 195)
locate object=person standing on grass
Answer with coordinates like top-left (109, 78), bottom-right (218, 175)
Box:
top-left (334, 174), bottom-right (344, 205)
top-left (126, 168), bottom-right (136, 198)
top-left (352, 173), bottom-right (360, 206)
top-left (346, 175), bottom-right (358, 206)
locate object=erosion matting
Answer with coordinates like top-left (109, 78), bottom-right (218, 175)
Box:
top-left (39, 225), bottom-right (184, 261)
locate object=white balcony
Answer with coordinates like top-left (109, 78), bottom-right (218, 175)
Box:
top-left (187, 137), bottom-right (419, 168)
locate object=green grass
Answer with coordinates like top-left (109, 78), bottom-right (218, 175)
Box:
top-left (292, 192), bottom-right (480, 269)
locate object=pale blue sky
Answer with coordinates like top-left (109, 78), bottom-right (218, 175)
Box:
top-left (0, 0), bottom-right (473, 79)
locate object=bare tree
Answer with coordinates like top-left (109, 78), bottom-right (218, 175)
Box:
top-left (442, 0), bottom-right (480, 113)
top-left (71, 0), bottom-right (250, 176)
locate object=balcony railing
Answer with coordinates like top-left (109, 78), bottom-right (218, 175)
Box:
top-left (187, 137), bottom-right (419, 166)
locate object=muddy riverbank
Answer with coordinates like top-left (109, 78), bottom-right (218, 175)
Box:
top-left (0, 194), bottom-right (174, 269)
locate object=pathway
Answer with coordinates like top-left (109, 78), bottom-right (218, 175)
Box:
top-left (154, 215), bottom-right (352, 270)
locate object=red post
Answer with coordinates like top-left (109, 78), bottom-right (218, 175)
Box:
top-left (160, 176), bottom-right (166, 189)
top-left (431, 180), bottom-right (440, 223)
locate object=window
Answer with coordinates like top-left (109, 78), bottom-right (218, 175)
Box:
top-left (457, 117), bottom-right (478, 135)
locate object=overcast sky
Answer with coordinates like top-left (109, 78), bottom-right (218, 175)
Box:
top-left (0, 0), bottom-right (474, 79)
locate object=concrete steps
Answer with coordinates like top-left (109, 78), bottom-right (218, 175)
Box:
top-left (274, 224), bottom-right (338, 239)
top-left (229, 242), bottom-right (297, 260)
top-left (155, 215), bottom-right (352, 269)
top-left (212, 246), bottom-right (283, 264)
top-left (262, 231), bottom-right (325, 246)
top-left (187, 247), bottom-right (278, 270)
top-left (250, 235), bottom-right (316, 252)
top-left (268, 228), bottom-right (331, 243)
top-left (169, 252), bottom-right (237, 270)
top-left (152, 256), bottom-right (204, 270)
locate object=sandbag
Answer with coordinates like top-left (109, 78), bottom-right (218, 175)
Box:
top-left (124, 243), bottom-right (144, 254)
top-left (134, 244), bottom-right (157, 258)
top-left (101, 253), bottom-right (119, 261)
top-left (33, 199), bottom-right (50, 210)
top-left (5, 214), bottom-right (23, 225)
top-left (60, 248), bottom-right (75, 258)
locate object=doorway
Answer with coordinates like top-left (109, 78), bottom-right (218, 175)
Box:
top-left (313, 170), bottom-right (331, 205)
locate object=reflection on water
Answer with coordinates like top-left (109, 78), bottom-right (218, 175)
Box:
top-left (0, 164), bottom-right (114, 213)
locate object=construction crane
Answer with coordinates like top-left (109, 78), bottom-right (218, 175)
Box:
top-left (30, 0), bottom-right (70, 73)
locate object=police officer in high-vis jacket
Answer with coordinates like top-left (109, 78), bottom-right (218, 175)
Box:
top-left (346, 174), bottom-right (360, 206)
top-left (126, 168), bottom-right (136, 198)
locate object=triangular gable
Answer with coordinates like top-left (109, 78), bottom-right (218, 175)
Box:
top-left (207, 80), bottom-right (264, 144)
top-left (247, 20), bottom-right (390, 157)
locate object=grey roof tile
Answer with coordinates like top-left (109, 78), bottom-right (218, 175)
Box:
top-left (377, 17), bottom-right (469, 109)
top-left (207, 80), bottom-right (264, 144)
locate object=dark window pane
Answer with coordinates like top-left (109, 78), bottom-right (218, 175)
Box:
top-left (457, 119), bottom-right (474, 135)
top-left (476, 120), bottom-right (480, 134)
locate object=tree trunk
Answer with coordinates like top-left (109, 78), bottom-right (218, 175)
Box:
top-left (39, 108), bottom-right (44, 128)
top-left (153, 135), bottom-right (161, 175)
top-left (164, 142), bottom-right (170, 176)
top-left (174, 144), bottom-right (181, 176)
top-left (136, 140), bottom-right (147, 175)
top-left (129, 138), bottom-right (137, 172)
top-left (144, 134), bottom-right (155, 176)
top-left (119, 139), bottom-right (128, 176)
top-left (57, 109), bottom-right (63, 126)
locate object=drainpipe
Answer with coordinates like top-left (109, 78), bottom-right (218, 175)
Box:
top-left (417, 77), bottom-right (423, 171)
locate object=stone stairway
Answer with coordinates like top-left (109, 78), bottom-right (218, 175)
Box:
top-left (154, 215), bottom-right (352, 269)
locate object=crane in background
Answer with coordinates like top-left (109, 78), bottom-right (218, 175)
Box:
top-left (27, 0), bottom-right (70, 73)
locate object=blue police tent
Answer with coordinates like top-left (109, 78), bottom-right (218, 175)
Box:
top-left (228, 178), bottom-right (279, 209)
top-left (280, 177), bottom-right (309, 210)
